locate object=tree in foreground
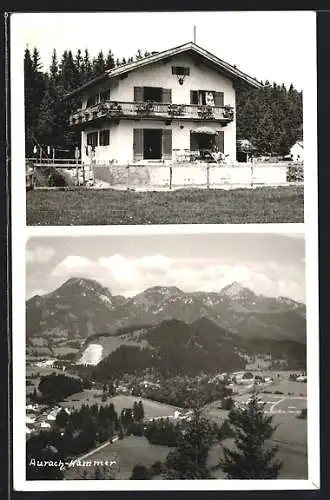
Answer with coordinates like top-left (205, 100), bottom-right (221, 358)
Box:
top-left (163, 408), bottom-right (216, 479)
top-left (130, 464), bottom-right (150, 479)
top-left (219, 392), bottom-right (283, 479)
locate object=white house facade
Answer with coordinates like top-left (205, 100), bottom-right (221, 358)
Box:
top-left (290, 141), bottom-right (304, 162)
top-left (68, 42), bottom-right (261, 165)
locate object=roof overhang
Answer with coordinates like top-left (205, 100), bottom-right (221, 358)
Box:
top-left (64, 41), bottom-right (262, 100)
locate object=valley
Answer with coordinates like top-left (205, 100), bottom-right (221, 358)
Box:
top-left (25, 276), bottom-right (308, 480)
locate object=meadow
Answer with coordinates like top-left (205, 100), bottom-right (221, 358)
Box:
top-left (26, 185), bottom-right (304, 225)
top-left (60, 393), bottom-right (180, 417)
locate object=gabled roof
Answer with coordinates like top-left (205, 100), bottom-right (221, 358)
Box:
top-left (291, 141), bottom-right (303, 149)
top-left (65, 41), bottom-right (262, 99)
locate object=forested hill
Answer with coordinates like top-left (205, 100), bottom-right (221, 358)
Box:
top-left (24, 47), bottom-right (302, 157)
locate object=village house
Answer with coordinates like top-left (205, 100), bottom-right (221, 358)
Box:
top-left (290, 140), bottom-right (304, 162)
top-left (67, 42), bottom-right (261, 165)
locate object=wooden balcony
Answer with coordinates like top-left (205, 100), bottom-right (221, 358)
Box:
top-left (69, 101), bottom-right (235, 127)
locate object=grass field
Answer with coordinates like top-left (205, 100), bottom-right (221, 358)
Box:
top-left (64, 436), bottom-right (170, 479)
top-left (26, 185), bottom-right (303, 225)
top-left (64, 431), bottom-right (307, 480)
top-left (60, 393), bottom-right (180, 418)
top-left (211, 438), bottom-right (307, 479)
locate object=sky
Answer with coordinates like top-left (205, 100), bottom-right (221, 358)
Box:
top-left (14, 10), bottom-right (316, 91)
top-left (26, 232), bottom-right (305, 302)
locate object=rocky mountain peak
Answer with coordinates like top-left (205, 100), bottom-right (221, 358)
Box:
top-left (54, 277), bottom-right (112, 298)
top-left (220, 281), bottom-right (256, 299)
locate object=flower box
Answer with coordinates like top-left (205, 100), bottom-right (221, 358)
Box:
top-left (168, 104), bottom-right (184, 117)
top-left (197, 105), bottom-right (214, 119)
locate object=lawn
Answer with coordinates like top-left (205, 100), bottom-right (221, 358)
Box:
top-left (26, 185), bottom-right (304, 225)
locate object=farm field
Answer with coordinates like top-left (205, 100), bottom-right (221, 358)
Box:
top-left (26, 185), bottom-right (304, 225)
top-left (64, 436), bottom-right (170, 480)
top-left (60, 393), bottom-right (180, 418)
top-left (210, 438), bottom-right (307, 479)
top-left (108, 395), bottom-right (180, 419)
top-left (60, 389), bottom-right (109, 410)
top-left (264, 379), bottom-right (307, 397)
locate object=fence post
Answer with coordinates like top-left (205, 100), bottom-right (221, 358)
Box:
top-left (169, 165), bottom-right (172, 190)
top-left (251, 162), bottom-right (254, 188)
top-left (75, 158), bottom-right (79, 185)
top-left (206, 165), bottom-right (210, 189)
top-left (90, 158), bottom-right (94, 185)
top-left (82, 163), bottom-right (85, 185)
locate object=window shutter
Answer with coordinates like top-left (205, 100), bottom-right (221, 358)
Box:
top-left (162, 88), bottom-right (172, 103)
top-left (134, 87), bottom-right (144, 102)
top-left (190, 90), bottom-right (198, 105)
top-left (162, 130), bottom-right (172, 160)
top-left (190, 131), bottom-right (199, 152)
top-left (133, 129), bottom-right (144, 160)
top-left (215, 131), bottom-right (224, 153)
top-left (214, 92), bottom-right (224, 106)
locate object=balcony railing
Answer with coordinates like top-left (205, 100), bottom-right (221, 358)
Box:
top-left (69, 101), bottom-right (235, 126)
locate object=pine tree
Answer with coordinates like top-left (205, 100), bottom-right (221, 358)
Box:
top-left (163, 408), bottom-right (215, 479)
top-left (133, 401), bottom-right (139, 421)
top-left (92, 50), bottom-right (106, 77)
top-left (81, 49), bottom-right (92, 82)
top-left (105, 50), bottom-right (115, 70)
top-left (49, 49), bottom-right (59, 80)
top-left (74, 49), bottom-right (84, 87)
top-left (24, 46), bottom-right (46, 154)
top-left (219, 392), bottom-right (283, 479)
top-left (138, 400), bottom-right (145, 420)
top-left (131, 465), bottom-right (150, 479)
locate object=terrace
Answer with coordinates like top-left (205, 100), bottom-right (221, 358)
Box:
top-left (69, 101), bottom-right (235, 127)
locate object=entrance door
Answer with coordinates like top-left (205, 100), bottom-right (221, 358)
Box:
top-left (143, 129), bottom-right (162, 159)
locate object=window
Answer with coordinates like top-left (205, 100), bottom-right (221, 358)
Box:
top-left (86, 94), bottom-right (99, 108)
top-left (99, 129), bottom-right (110, 146)
top-left (190, 90), bottom-right (223, 106)
top-left (100, 89), bottom-right (110, 102)
top-left (172, 66), bottom-right (190, 76)
top-left (134, 87), bottom-right (171, 103)
top-left (143, 86), bottom-right (162, 102)
top-left (87, 132), bottom-right (98, 147)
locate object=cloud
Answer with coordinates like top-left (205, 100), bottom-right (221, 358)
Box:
top-left (138, 255), bottom-right (172, 273)
top-left (26, 246), bottom-right (55, 264)
top-left (51, 255), bottom-right (107, 281)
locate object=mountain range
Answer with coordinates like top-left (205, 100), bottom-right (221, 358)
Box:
top-left (26, 277), bottom-right (306, 374)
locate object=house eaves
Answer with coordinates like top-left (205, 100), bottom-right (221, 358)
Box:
top-left (64, 41), bottom-right (262, 100)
